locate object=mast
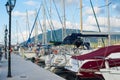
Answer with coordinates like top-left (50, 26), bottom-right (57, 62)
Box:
top-left (80, 0), bottom-right (83, 33)
top-left (34, 10), bottom-right (38, 46)
top-left (106, 0), bottom-right (111, 45)
top-left (42, 3), bottom-right (47, 45)
top-left (50, 0), bottom-right (53, 41)
top-left (26, 10), bottom-right (30, 40)
top-left (62, 0), bottom-right (66, 41)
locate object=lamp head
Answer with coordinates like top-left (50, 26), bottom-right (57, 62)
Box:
top-left (11, 0), bottom-right (16, 10)
top-left (5, 0), bottom-right (16, 13)
top-left (5, 2), bottom-right (10, 13)
top-left (5, 28), bottom-right (8, 34)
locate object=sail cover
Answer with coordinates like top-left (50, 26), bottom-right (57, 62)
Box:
top-left (72, 45), bottom-right (120, 60)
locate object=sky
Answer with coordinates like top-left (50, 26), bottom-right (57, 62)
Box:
top-left (0, 0), bottom-right (120, 44)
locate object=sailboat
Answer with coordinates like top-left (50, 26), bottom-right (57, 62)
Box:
top-left (21, 7), bottom-right (42, 59)
top-left (63, 0), bottom-right (112, 79)
top-left (64, 45), bottom-right (120, 78)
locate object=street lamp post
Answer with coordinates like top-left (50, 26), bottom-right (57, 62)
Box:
top-left (5, 0), bottom-right (16, 77)
top-left (5, 25), bottom-right (8, 59)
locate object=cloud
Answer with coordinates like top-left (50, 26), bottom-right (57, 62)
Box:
top-left (111, 0), bottom-right (120, 13)
top-left (12, 11), bottom-right (26, 17)
top-left (12, 10), bottom-right (36, 27)
top-left (85, 15), bottom-right (120, 32)
top-left (110, 17), bottom-right (120, 27)
top-left (12, 10), bottom-right (35, 17)
top-left (12, 26), bottom-right (43, 44)
top-left (54, 0), bottom-right (79, 6)
top-left (85, 7), bottom-right (104, 15)
top-left (86, 16), bottom-right (107, 26)
top-left (115, 5), bottom-right (120, 13)
top-left (11, 10), bottom-right (39, 44)
top-left (44, 19), bottom-right (105, 32)
top-left (42, 19), bottom-right (62, 30)
top-left (66, 0), bottom-right (79, 5)
top-left (24, 0), bottom-right (38, 6)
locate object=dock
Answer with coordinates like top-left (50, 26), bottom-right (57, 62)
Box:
top-left (0, 54), bottom-right (65, 80)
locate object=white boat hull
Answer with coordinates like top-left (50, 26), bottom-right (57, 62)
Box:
top-left (100, 69), bottom-right (120, 80)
